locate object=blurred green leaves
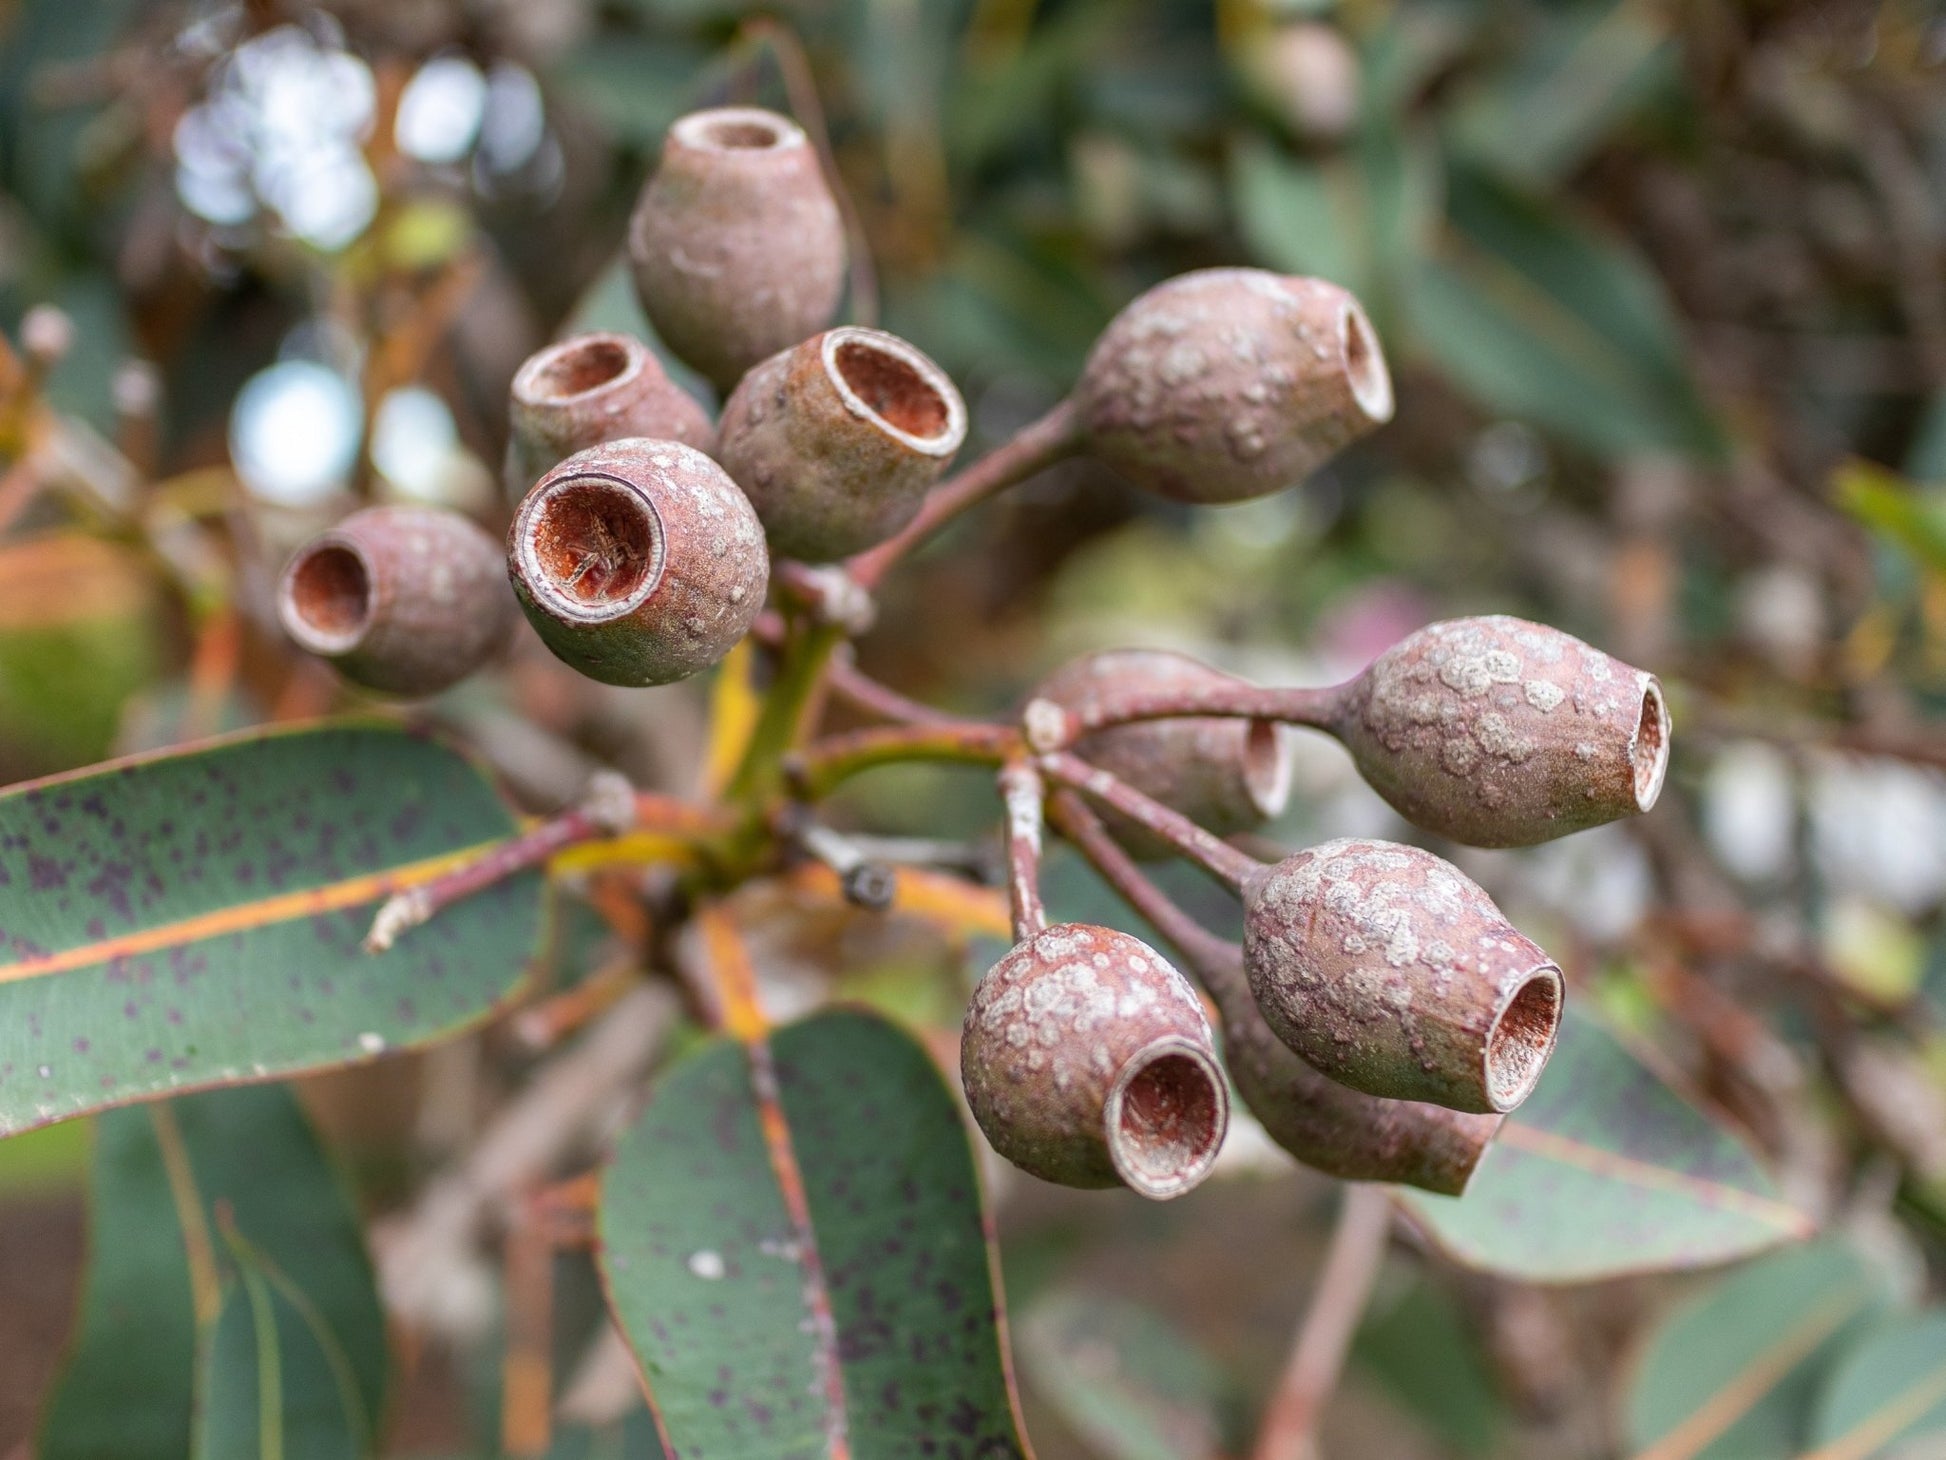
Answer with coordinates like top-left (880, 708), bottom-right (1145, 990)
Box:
top-left (42, 1084), bottom-right (386, 1460)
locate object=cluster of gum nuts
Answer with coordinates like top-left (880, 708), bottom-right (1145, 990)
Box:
top-left (276, 105), bottom-right (1672, 1203)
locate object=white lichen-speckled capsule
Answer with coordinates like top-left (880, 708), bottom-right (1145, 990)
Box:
top-left (715, 327), bottom-right (966, 562)
top-left (1242, 839), bottom-right (1563, 1114)
top-left (961, 923), bottom-right (1228, 1199)
top-left (280, 505), bottom-right (516, 697)
top-left (505, 332), bottom-right (716, 499)
top-left (1332, 615), bottom-right (1670, 848)
top-left (1205, 952), bottom-right (1500, 1195)
top-left (507, 438), bottom-right (768, 687)
top-left (1074, 267), bottom-right (1393, 504)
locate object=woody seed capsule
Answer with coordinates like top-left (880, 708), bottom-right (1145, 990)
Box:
top-left (961, 923), bottom-right (1229, 1199)
top-left (1332, 615), bottom-right (1670, 847)
top-left (1242, 838), bottom-right (1563, 1114)
top-left (1207, 955), bottom-right (1499, 1195)
top-left (1074, 267), bottom-right (1393, 504)
top-left (716, 327), bottom-right (967, 562)
top-left (507, 438), bottom-right (767, 687)
top-left (1034, 648), bottom-right (1293, 861)
top-left (628, 107), bottom-right (846, 391)
top-left (505, 332), bottom-right (715, 497)
top-left (279, 505), bottom-right (515, 697)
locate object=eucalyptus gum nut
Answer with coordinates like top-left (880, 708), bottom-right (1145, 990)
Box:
top-left (1034, 649), bottom-right (1293, 861)
top-left (1241, 839), bottom-right (1563, 1114)
top-left (507, 438), bottom-right (768, 688)
top-left (627, 107), bottom-right (846, 391)
top-left (279, 505), bottom-right (515, 698)
top-left (1074, 268), bottom-right (1393, 504)
top-left (504, 332), bottom-right (716, 498)
top-left (1208, 963), bottom-right (1499, 1195)
top-left (1334, 615), bottom-right (1671, 848)
top-left (716, 327), bottom-right (967, 562)
top-left (960, 923), bottom-right (1229, 1200)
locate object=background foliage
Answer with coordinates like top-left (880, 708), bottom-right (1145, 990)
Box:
top-left (1, 0), bottom-right (1944, 1456)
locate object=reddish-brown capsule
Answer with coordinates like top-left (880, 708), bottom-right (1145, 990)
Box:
top-left (1035, 649), bottom-right (1293, 861)
top-left (505, 332), bottom-right (715, 497)
top-left (715, 327), bottom-right (967, 562)
top-left (1074, 268), bottom-right (1393, 504)
top-left (1207, 956), bottom-right (1499, 1195)
top-left (1242, 839), bottom-right (1562, 1114)
top-left (1332, 616), bottom-right (1670, 847)
top-left (279, 505), bottom-right (515, 697)
top-left (961, 923), bottom-right (1229, 1199)
top-left (507, 438), bottom-right (767, 687)
top-left (627, 107), bottom-right (846, 391)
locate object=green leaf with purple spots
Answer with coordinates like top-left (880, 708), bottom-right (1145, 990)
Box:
top-left (1395, 1009), bottom-right (1814, 1282)
top-left (0, 723), bottom-right (544, 1133)
top-left (599, 1008), bottom-right (1031, 1458)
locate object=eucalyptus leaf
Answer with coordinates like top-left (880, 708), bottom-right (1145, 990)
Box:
top-left (1396, 1009), bottom-right (1811, 1282)
top-left (0, 724), bottom-right (544, 1133)
top-left (600, 1008), bottom-right (1029, 1457)
top-left (1624, 1241), bottom-right (1899, 1460)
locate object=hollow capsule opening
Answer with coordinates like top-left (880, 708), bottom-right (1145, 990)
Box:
top-left (1107, 1041), bottom-right (1228, 1200)
top-left (1634, 680), bottom-right (1671, 812)
top-left (524, 336), bottom-right (638, 401)
top-left (705, 118), bottom-right (783, 149)
top-left (1339, 299), bottom-right (1395, 425)
top-left (673, 108), bottom-right (798, 154)
top-left (1483, 967), bottom-right (1563, 1112)
top-left (283, 541), bottom-right (372, 653)
top-left (1242, 719), bottom-right (1295, 820)
top-left (521, 476), bottom-right (662, 611)
top-left (825, 331), bottom-right (966, 455)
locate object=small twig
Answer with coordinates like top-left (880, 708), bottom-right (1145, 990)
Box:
top-left (1047, 788), bottom-right (1237, 980)
top-left (1039, 750), bottom-right (1263, 892)
top-left (998, 760), bottom-right (1048, 940)
top-left (1251, 1184), bottom-right (1393, 1460)
top-left (846, 399), bottom-right (1083, 590)
top-left (826, 648), bottom-right (959, 725)
top-left (791, 817), bottom-right (898, 910)
top-left (1022, 679), bottom-right (1346, 750)
top-left (787, 720), bottom-right (1020, 799)
top-left (501, 1204), bottom-right (556, 1457)
top-left (363, 774), bottom-right (675, 953)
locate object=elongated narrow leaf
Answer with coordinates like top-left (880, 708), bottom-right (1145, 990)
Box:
top-left (0, 723), bottom-right (544, 1132)
top-left (196, 1241), bottom-right (372, 1460)
top-left (1018, 1288), bottom-right (1229, 1460)
top-left (600, 1008), bottom-right (1029, 1457)
top-left (1808, 1311), bottom-right (1946, 1460)
top-left (1624, 1242), bottom-right (1899, 1460)
top-left (1447, 0), bottom-right (1674, 186)
top-left (1411, 167), bottom-right (1723, 461)
top-left (1229, 122), bottom-right (1437, 334)
top-left (1396, 1010), bottom-right (1812, 1281)
top-left (41, 1083), bottom-right (386, 1460)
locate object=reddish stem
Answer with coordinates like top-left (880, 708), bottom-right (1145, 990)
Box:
top-left (846, 399), bottom-right (1083, 590)
top-left (826, 651), bottom-right (959, 725)
top-left (1251, 1183), bottom-right (1393, 1460)
top-left (1047, 789), bottom-right (1238, 980)
top-left (1033, 679), bottom-right (1352, 746)
top-left (364, 783), bottom-right (721, 953)
top-left (1039, 750), bottom-right (1263, 893)
top-left (998, 761), bottom-right (1048, 940)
